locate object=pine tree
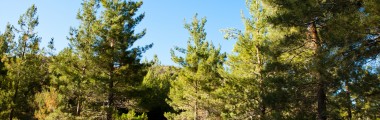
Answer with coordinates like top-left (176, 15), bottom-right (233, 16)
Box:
top-left (48, 47), bottom-right (97, 118)
top-left (71, 0), bottom-right (153, 119)
top-left (219, 0), bottom-right (271, 119)
top-left (166, 14), bottom-right (226, 119)
top-left (51, 0), bottom-right (100, 118)
top-left (0, 23), bottom-right (15, 119)
top-left (334, 1), bottom-right (380, 119)
top-left (1, 4), bottom-right (50, 119)
top-left (263, 0), bottom-right (368, 119)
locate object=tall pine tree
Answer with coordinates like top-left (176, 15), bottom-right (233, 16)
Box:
top-left (167, 15), bottom-right (226, 119)
top-left (219, 0), bottom-right (272, 119)
top-left (71, 0), bottom-right (152, 119)
top-left (263, 0), bottom-right (368, 119)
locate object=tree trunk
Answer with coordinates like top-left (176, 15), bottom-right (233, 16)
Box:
top-left (345, 80), bottom-right (352, 120)
top-left (309, 21), bottom-right (327, 120)
top-left (256, 45), bottom-right (266, 119)
top-left (317, 80), bottom-right (326, 120)
top-left (106, 65), bottom-right (114, 120)
top-left (76, 66), bottom-right (86, 116)
top-left (107, 39), bottom-right (115, 120)
top-left (106, 77), bottom-right (114, 120)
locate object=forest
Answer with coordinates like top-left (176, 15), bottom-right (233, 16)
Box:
top-left (0, 0), bottom-right (379, 120)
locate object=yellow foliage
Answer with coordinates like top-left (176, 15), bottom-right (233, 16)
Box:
top-left (34, 88), bottom-right (60, 120)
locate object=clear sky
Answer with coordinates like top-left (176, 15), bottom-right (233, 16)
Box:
top-left (0, 1), bottom-right (248, 65)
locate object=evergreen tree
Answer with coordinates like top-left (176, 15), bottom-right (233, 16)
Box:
top-left (219, 0), bottom-right (272, 119)
top-left (0, 23), bottom-right (15, 119)
top-left (167, 15), bottom-right (226, 119)
top-left (1, 4), bottom-right (50, 119)
top-left (263, 0), bottom-right (369, 119)
top-left (49, 0), bottom-right (100, 118)
top-left (69, 0), bottom-right (153, 119)
top-left (334, 1), bottom-right (380, 119)
top-left (48, 47), bottom-right (97, 119)
top-left (0, 1), bottom-right (378, 119)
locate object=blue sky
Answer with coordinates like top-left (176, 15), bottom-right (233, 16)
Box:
top-left (0, 1), bottom-right (248, 65)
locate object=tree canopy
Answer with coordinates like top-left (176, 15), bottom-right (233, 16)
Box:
top-left (0, 0), bottom-right (379, 120)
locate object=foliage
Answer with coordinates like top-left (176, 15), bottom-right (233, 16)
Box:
top-left (63, 0), bottom-right (152, 119)
top-left (115, 109), bottom-right (148, 120)
top-left (138, 55), bottom-right (178, 118)
top-left (167, 14), bottom-right (226, 119)
top-left (219, 0), bottom-right (271, 119)
top-left (34, 88), bottom-right (73, 120)
top-left (261, 0), bottom-right (379, 119)
top-left (0, 4), bottom-right (50, 119)
top-left (0, 0), bottom-right (379, 120)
